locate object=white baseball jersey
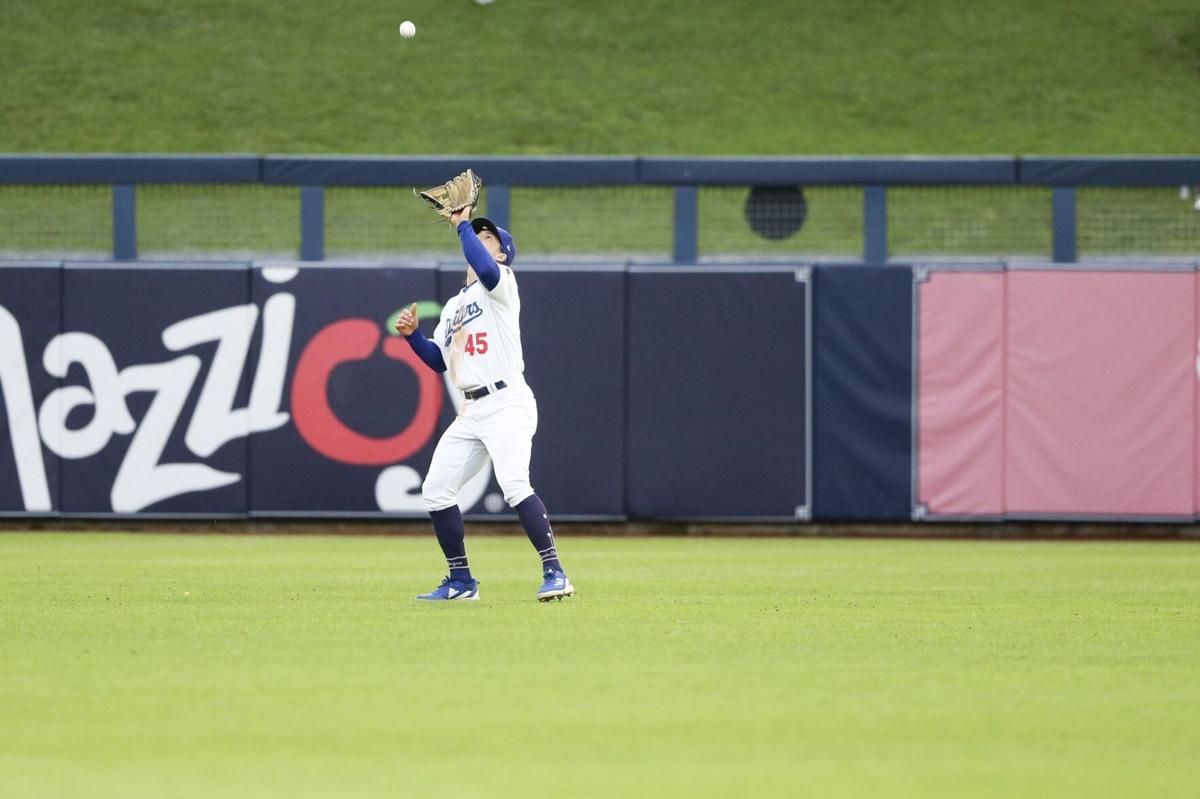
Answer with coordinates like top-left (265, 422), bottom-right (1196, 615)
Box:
top-left (432, 266), bottom-right (524, 391)
top-left (423, 265), bottom-right (539, 512)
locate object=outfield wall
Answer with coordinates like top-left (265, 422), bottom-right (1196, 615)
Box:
top-left (913, 263), bottom-right (1199, 521)
top-left (1, 260), bottom-right (1196, 523)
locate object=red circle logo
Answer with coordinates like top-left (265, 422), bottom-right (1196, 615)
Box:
top-left (290, 319), bottom-right (443, 465)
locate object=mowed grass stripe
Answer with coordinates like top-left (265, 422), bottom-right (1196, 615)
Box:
top-left (1, 533), bottom-right (1197, 798)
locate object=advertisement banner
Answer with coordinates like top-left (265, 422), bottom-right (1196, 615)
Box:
top-left (0, 260), bottom-right (631, 519)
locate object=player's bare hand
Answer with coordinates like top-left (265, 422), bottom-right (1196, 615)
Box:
top-left (449, 205), bottom-right (473, 226)
top-left (394, 303), bottom-right (418, 336)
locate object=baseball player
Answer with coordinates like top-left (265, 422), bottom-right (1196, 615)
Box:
top-left (393, 204), bottom-right (573, 602)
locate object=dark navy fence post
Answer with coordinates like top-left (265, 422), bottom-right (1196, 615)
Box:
top-left (487, 185), bottom-right (511, 229)
top-left (112, 184), bottom-right (136, 261)
top-left (863, 186), bottom-right (887, 265)
top-left (673, 186), bottom-right (698, 264)
top-left (300, 186), bottom-right (325, 261)
top-left (1052, 187), bottom-right (1077, 263)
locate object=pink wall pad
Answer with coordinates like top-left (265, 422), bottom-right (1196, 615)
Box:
top-left (1006, 270), bottom-right (1194, 516)
top-left (917, 271), bottom-right (1004, 515)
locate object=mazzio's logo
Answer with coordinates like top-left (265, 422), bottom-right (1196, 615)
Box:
top-left (291, 318), bottom-right (442, 465)
top-left (0, 267), bottom-right (492, 513)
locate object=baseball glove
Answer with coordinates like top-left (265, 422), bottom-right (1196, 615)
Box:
top-left (415, 169), bottom-right (482, 220)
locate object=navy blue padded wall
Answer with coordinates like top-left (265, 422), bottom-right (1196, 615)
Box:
top-left (626, 267), bottom-right (808, 519)
top-left (812, 265), bottom-right (913, 520)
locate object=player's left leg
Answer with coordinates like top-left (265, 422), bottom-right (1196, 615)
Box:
top-left (479, 391), bottom-right (573, 601)
top-left (520, 494), bottom-right (573, 602)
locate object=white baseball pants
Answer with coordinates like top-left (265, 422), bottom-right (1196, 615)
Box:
top-left (422, 378), bottom-right (538, 512)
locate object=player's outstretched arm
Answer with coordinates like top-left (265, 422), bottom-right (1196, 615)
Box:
top-left (394, 303), bottom-right (447, 373)
top-left (455, 221), bottom-right (501, 291)
top-left (405, 330), bottom-right (447, 373)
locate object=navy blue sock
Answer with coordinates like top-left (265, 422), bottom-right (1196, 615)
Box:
top-left (429, 506), bottom-right (472, 582)
top-left (515, 495), bottom-right (562, 573)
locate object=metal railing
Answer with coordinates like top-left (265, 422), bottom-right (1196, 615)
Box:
top-left (2, 155), bottom-right (1199, 263)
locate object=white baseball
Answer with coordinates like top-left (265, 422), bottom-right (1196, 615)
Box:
top-left (399, 20), bottom-right (416, 38)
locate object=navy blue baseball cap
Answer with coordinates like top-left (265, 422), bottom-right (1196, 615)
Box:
top-left (471, 217), bottom-right (516, 266)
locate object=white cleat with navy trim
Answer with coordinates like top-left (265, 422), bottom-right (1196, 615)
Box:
top-left (536, 569), bottom-right (574, 602)
top-left (417, 576), bottom-right (480, 601)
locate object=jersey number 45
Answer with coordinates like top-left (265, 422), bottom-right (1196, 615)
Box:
top-left (463, 332), bottom-right (488, 356)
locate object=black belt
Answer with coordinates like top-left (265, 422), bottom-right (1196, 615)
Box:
top-left (463, 380), bottom-right (507, 401)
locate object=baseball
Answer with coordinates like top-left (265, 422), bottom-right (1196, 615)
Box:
top-left (399, 20), bottom-right (416, 38)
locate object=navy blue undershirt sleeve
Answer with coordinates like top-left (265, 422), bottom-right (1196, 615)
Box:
top-left (457, 221), bottom-right (501, 291)
top-left (404, 329), bottom-right (447, 373)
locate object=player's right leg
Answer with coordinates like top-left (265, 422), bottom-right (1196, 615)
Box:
top-left (417, 420), bottom-right (490, 601)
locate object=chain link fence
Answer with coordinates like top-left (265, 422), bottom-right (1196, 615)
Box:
top-left (889, 186), bottom-right (1052, 257)
top-left (138, 184), bottom-right (297, 259)
top-left (1, 182), bottom-right (1198, 262)
top-left (510, 187), bottom-right (672, 258)
top-left (325, 187), bottom-right (459, 258)
top-left (0, 185), bottom-right (110, 257)
top-left (1078, 187), bottom-right (1200, 256)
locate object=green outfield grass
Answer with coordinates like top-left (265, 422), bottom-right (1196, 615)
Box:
top-left (2, 0), bottom-right (1199, 155)
top-left (1, 532), bottom-right (1197, 798)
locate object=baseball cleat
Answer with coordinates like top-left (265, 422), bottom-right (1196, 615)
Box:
top-left (536, 569), bottom-right (574, 602)
top-left (417, 576), bottom-right (480, 601)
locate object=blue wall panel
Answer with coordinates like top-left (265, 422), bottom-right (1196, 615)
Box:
top-left (626, 267), bottom-right (809, 519)
top-left (812, 265), bottom-right (913, 520)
